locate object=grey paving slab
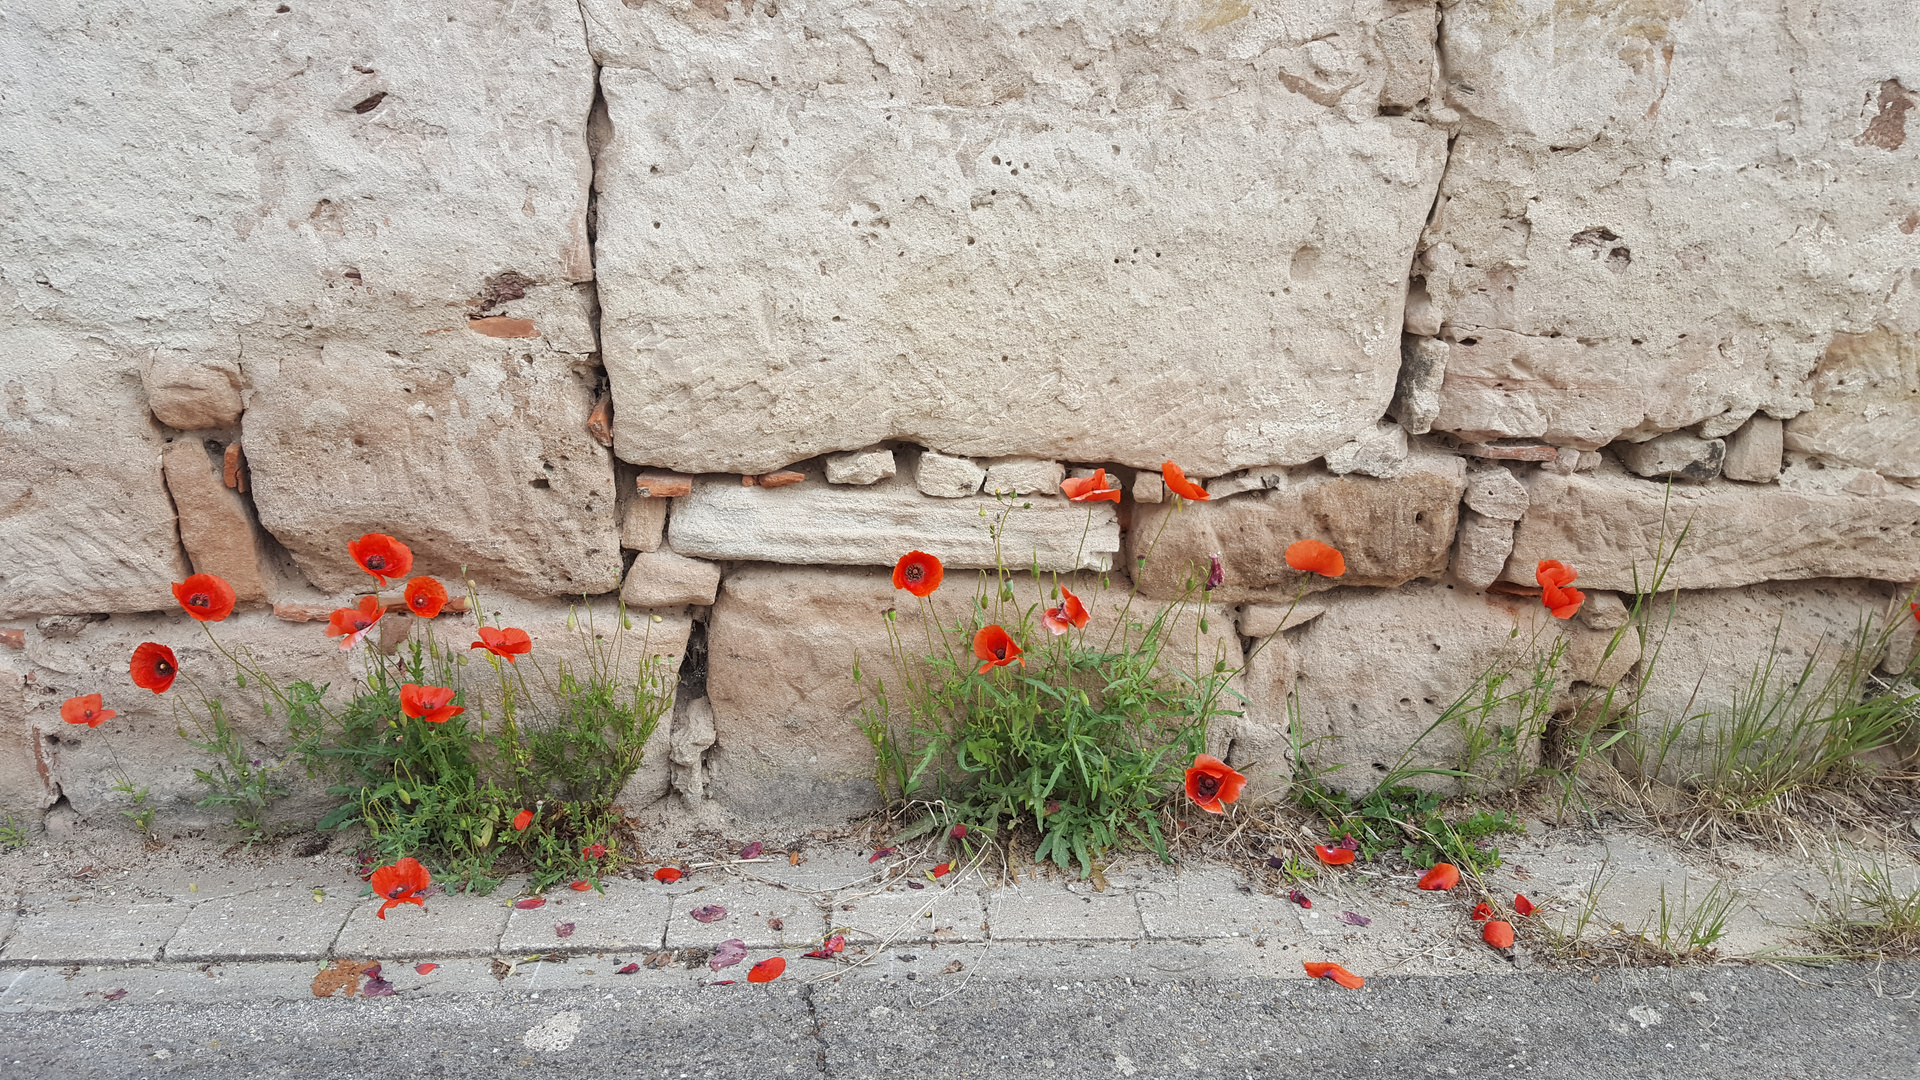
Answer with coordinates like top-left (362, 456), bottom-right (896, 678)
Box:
top-left (0, 905), bottom-right (15, 950)
top-left (985, 884), bottom-right (1143, 942)
top-left (500, 879), bottom-right (673, 954)
top-left (331, 887), bottom-right (510, 959)
top-left (163, 886), bottom-right (354, 962)
top-left (837, 883), bottom-right (987, 945)
top-left (1136, 870), bottom-right (1304, 940)
top-left (662, 881), bottom-right (828, 949)
top-left (1, 896), bottom-right (188, 964)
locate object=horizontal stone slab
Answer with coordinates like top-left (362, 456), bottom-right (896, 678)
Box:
top-left (668, 473), bottom-right (1119, 572)
top-left (164, 888), bottom-right (354, 962)
top-left (3, 898), bottom-right (188, 964)
top-left (1502, 468), bottom-right (1920, 591)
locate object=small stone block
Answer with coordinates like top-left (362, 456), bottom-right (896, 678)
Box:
top-left (838, 884), bottom-right (988, 945)
top-left (1137, 876), bottom-right (1300, 940)
top-left (1458, 441), bottom-right (1560, 462)
top-left (983, 457), bottom-right (1065, 497)
top-left (621, 497), bottom-right (668, 552)
top-left (331, 889), bottom-right (510, 959)
top-left (467, 316), bottom-right (539, 338)
top-left (164, 888), bottom-right (354, 962)
top-left (500, 880), bottom-right (673, 954)
top-left (984, 885), bottom-right (1143, 942)
top-left (2, 898), bottom-right (189, 964)
top-left (916, 451), bottom-right (986, 498)
top-left (1621, 431), bottom-right (1725, 482)
top-left (1133, 471), bottom-right (1165, 503)
top-left (621, 547), bottom-right (722, 607)
top-left (824, 448), bottom-right (897, 486)
top-left (0, 628), bottom-right (22, 649)
top-left (1463, 466), bottom-right (1530, 521)
top-left (662, 883), bottom-right (828, 949)
top-left (635, 472), bottom-right (695, 499)
top-left (1237, 600), bottom-right (1327, 639)
top-left (757, 471), bottom-right (806, 489)
top-left (1722, 415), bottom-right (1784, 483)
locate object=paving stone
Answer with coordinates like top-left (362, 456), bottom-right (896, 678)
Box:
top-left (0, 905), bottom-right (16, 951)
top-left (662, 881), bottom-right (828, 950)
top-left (163, 887), bottom-right (353, 962)
top-left (331, 888), bottom-right (510, 960)
top-left (500, 879), bottom-right (673, 954)
top-left (2, 897), bottom-right (188, 964)
top-left (838, 885), bottom-right (988, 945)
top-left (1136, 872), bottom-right (1303, 941)
top-left (985, 885), bottom-right (1143, 942)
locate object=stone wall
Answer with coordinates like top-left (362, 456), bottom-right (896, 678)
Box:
top-left (2, 0), bottom-right (1916, 829)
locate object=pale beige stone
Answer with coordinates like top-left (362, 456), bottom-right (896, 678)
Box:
top-left (589, 1), bottom-right (1448, 475)
top-left (668, 696), bottom-right (717, 802)
top-left (1503, 468), bottom-right (1920, 592)
top-left (1464, 466), bottom-right (1530, 521)
top-left (825, 449), bottom-right (897, 486)
top-left (1323, 422), bottom-right (1409, 478)
top-left (983, 458), bottom-right (1065, 498)
top-left (1128, 455), bottom-right (1466, 602)
top-left (916, 452), bottom-right (986, 499)
top-left (620, 497), bottom-right (667, 553)
top-left (1784, 328), bottom-right (1920, 479)
top-left (142, 354), bottom-right (244, 431)
top-left (1723, 416), bottom-right (1785, 483)
top-left (1391, 335), bottom-right (1447, 435)
top-left (1620, 431), bottom-right (1725, 482)
top-left (667, 474), bottom-right (1120, 573)
top-left (1578, 591), bottom-right (1631, 632)
top-left (161, 438), bottom-right (270, 604)
top-left (1132, 471), bottom-right (1166, 504)
top-left (1236, 601), bottom-right (1327, 640)
top-left (620, 547), bottom-right (721, 608)
top-left (1226, 635), bottom-right (1296, 805)
top-left (1452, 510), bottom-right (1516, 590)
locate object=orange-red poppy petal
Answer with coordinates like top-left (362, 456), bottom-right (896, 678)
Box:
top-left (348, 533), bottom-right (414, 585)
top-left (654, 867), bottom-right (683, 883)
top-left (972, 624), bottom-right (1024, 674)
top-left (892, 551), bottom-right (944, 597)
top-left (1303, 961), bottom-right (1365, 989)
top-left (1041, 586), bottom-right (1091, 636)
top-left (1060, 469), bottom-right (1122, 503)
top-left (172, 573), bottom-right (237, 622)
top-left (1285, 539), bottom-right (1346, 578)
top-left (1482, 919), bottom-right (1515, 949)
top-left (471, 625), bottom-right (533, 661)
top-left (747, 956), bottom-right (786, 983)
top-left (512, 809), bottom-right (533, 831)
top-left (129, 642), bottom-right (178, 694)
top-left (1514, 893), bottom-right (1536, 917)
top-left (1184, 753), bottom-right (1247, 815)
top-left (1417, 863), bottom-right (1460, 891)
top-left (1314, 845), bottom-right (1356, 866)
top-left (60, 693), bottom-right (115, 728)
top-left (1161, 461), bottom-right (1211, 502)
top-left (403, 576), bottom-right (448, 618)
top-left (1471, 901), bottom-right (1493, 922)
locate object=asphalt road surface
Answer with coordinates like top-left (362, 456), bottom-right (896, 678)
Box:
top-left (3, 960), bottom-right (1916, 1079)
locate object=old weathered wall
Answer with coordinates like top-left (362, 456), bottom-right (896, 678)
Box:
top-left (2, 0), bottom-right (1916, 829)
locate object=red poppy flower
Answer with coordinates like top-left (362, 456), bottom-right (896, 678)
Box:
top-left (972, 624), bottom-right (1024, 674)
top-left (129, 642), bottom-right (178, 694)
top-left (1285, 539), bottom-right (1346, 578)
top-left (1482, 919), bottom-right (1514, 949)
top-left (892, 551), bottom-right (944, 597)
top-left (403, 576), bottom-right (448, 618)
top-left (583, 843), bottom-right (607, 860)
top-left (570, 880), bottom-right (593, 891)
top-left (1060, 468), bottom-right (1122, 503)
top-left (348, 533), bottom-right (414, 586)
top-left (471, 626), bottom-right (532, 662)
top-left (747, 957), bottom-right (786, 983)
top-left (1314, 845), bottom-right (1355, 866)
top-left (1911, 602), bottom-right (1920, 624)
top-left (171, 573), bottom-right (237, 622)
top-left (654, 867), bottom-right (683, 883)
top-left (1161, 461), bottom-right (1210, 502)
top-left (324, 595), bottom-right (384, 651)
top-left (60, 693), bottom-right (115, 728)
top-left (1184, 753), bottom-right (1248, 814)
top-left (399, 683), bottom-right (463, 724)
top-left (512, 809), bottom-right (533, 831)
top-left (370, 856), bottom-right (431, 919)
top-left (1470, 901), bottom-right (1493, 922)
top-left (1535, 560), bottom-right (1586, 619)
top-left (1040, 586), bottom-right (1090, 636)
top-left (1417, 863), bottom-right (1460, 891)
top-left (1303, 961), bottom-right (1365, 989)
top-left (1514, 893), bottom-right (1536, 917)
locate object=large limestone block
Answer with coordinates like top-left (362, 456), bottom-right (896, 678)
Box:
top-left (1504, 468), bottom-right (1920, 592)
top-left (667, 472), bottom-right (1120, 572)
top-left (705, 565), bottom-right (1240, 822)
top-left (0, 326), bottom-right (189, 619)
top-left (2, 2), bottom-right (603, 600)
top-left (243, 331), bottom-right (624, 598)
top-left (1425, 2), bottom-right (1920, 449)
top-left (1784, 328), bottom-right (1920, 479)
top-left (1127, 455), bottom-right (1466, 602)
top-left (586, 0), bottom-right (1449, 475)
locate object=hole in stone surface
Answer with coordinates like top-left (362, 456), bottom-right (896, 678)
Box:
top-left (530, 477), bottom-right (551, 489)
top-left (352, 92), bottom-right (386, 114)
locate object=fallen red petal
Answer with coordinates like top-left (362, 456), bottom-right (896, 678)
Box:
top-left (1471, 902), bottom-right (1494, 922)
top-left (1288, 889), bottom-right (1311, 909)
top-left (1514, 893), bottom-right (1537, 916)
top-left (1417, 864), bottom-right (1460, 891)
top-left (555, 922), bottom-right (576, 939)
top-left (747, 956), bottom-right (786, 983)
top-left (1314, 845), bottom-right (1355, 866)
top-left (513, 896), bottom-right (546, 909)
top-left (653, 867), bottom-right (683, 883)
top-left (616, 963), bottom-right (640, 975)
top-left (1303, 961), bottom-right (1364, 989)
top-left (740, 841), bottom-right (764, 860)
top-left (415, 963), bottom-right (438, 975)
top-left (570, 880), bottom-right (592, 891)
top-left (1483, 919), bottom-right (1515, 949)
top-left (690, 904), bottom-right (728, 923)
top-left (868, 847), bottom-right (897, 863)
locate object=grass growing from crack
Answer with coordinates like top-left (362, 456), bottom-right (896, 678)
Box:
top-left (1546, 856), bottom-right (1736, 965)
top-left (1810, 851), bottom-right (1920, 959)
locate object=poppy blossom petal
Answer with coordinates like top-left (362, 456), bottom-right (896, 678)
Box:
top-left (1285, 539), bottom-right (1346, 578)
top-left (512, 809), bottom-right (533, 831)
top-left (570, 880), bottom-right (593, 891)
top-left (1060, 469), bottom-right (1122, 503)
top-left (653, 867), bottom-right (683, 883)
top-left (1514, 894), bottom-right (1537, 917)
top-left (60, 693), bottom-right (115, 728)
top-left (891, 551), bottom-right (945, 597)
top-left (1161, 461), bottom-right (1210, 502)
top-left (129, 642), bottom-right (178, 694)
top-left (415, 963), bottom-right (438, 975)
top-left (747, 957), bottom-right (786, 983)
top-left (1471, 902), bottom-right (1493, 922)
top-left (1184, 753), bottom-right (1247, 815)
top-left (971, 625), bottom-right (1024, 674)
top-left (1303, 961), bottom-right (1364, 989)
top-left (1314, 845), bottom-right (1356, 866)
top-left (369, 856), bottom-right (431, 919)
top-left (403, 577), bottom-right (448, 618)
top-left (348, 533), bottom-right (414, 586)
top-left (171, 573), bottom-right (237, 622)
top-left (1040, 586), bottom-right (1090, 636)
top-left (1482, 919), bottom-right (1515, 949)
top-left (1417, 863), bottom-right (1460, 891)
top-left (471, 625), bottom-right (533, 662)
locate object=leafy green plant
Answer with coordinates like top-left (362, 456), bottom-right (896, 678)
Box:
top-left (0, 812), bottom-right (28, 850)
top-left (111, 778), bottom-right (156, 837)
top-left (1295, 780), bottom-right (1522, 873)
